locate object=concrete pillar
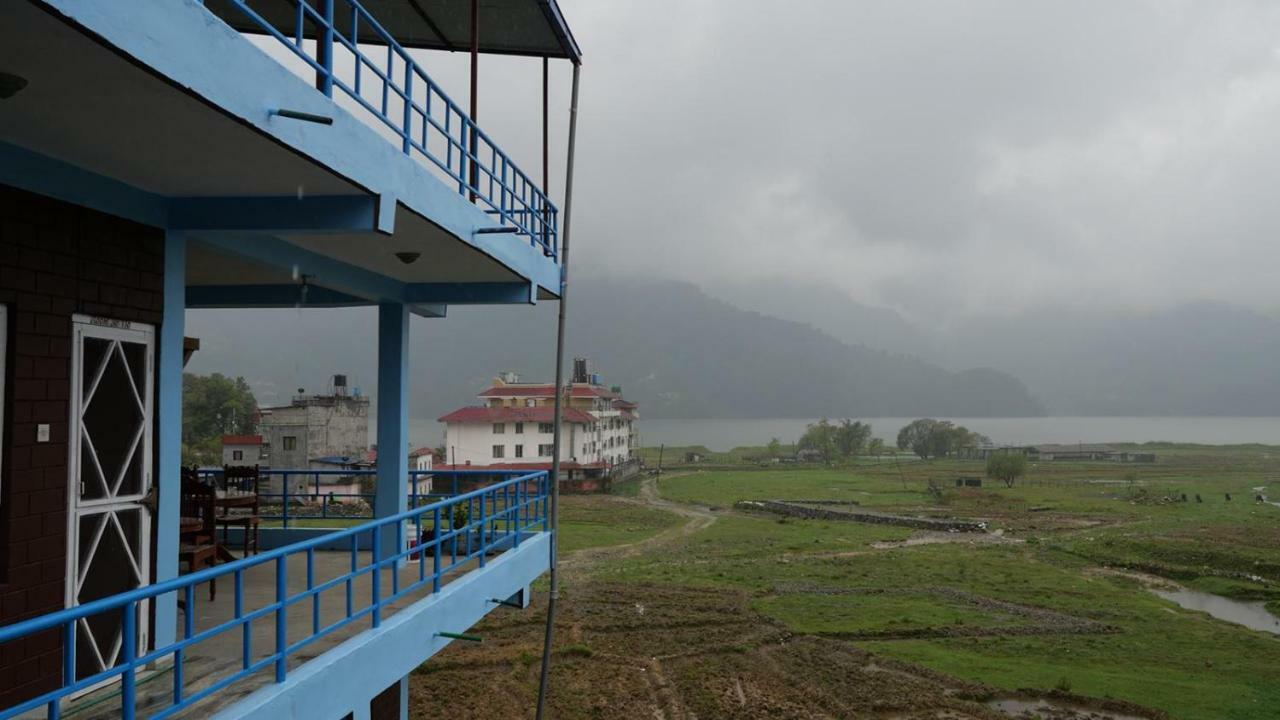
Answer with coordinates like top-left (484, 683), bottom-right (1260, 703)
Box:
top-left (375, 302), bottom-right (409, 561)
top-left (154, 231), bottom-right (185, 648)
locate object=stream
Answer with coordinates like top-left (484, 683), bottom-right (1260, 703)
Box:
top-left (1153, 588), bottom-right (1280, 635)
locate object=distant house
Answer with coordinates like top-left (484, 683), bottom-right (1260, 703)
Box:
top-left (1029, 443), bottom-right (1117, 461)
top-left (409, 447), bottom-right (435, 472)
top-left (684, 451), bottom-right (705, 463)
top-left (220, 434), bottom-right (264, 466)
top-left (439, 361), bottom-right (640, 484)
top-left (796, 448), bottom-right (824, 463)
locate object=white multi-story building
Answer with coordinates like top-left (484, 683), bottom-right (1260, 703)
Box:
top-left (439, 367), bottom-right (638, 480)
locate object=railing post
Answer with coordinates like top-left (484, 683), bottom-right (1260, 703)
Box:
top-left (282, 474), bottom-right (290, 529)
top-left (478, 492), bottom-right (487, 568)
top-left (371, 528), bottom-right (382, 628)
top-left (317, 0), bottom-right (334, 97)
top-left (514, 480), bottom-right (522, 547)
top-left (432, 506), bottom-right (441, 593)
top-left (402, 61), bottom-right (413, 155)
top-left (275, 557), bottom-right (287, 682)
top-left (62, 620), bottom-right (75, 713)
top-left (121, 601), bottom-right (137, 720)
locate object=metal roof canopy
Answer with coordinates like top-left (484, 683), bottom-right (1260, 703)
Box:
top-left (213, 0), bottom-right (581, 63)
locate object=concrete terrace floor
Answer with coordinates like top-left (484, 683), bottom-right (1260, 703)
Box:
top-left (51, 548), bottom-right (487, 720)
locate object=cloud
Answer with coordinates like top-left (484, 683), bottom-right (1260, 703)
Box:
top-left (261, 1), bottom-right (1280, 325)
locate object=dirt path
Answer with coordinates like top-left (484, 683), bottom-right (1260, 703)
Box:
top-left (560, 473), bottom-right (717, 575)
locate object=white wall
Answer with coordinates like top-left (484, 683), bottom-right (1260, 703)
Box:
top-left (444, 420), bottom-right (583, 465)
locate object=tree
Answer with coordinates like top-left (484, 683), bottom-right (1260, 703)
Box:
top-left (766, 437), bottom-right (782, 459)
top-left (799, 418), bottom-right (838, 462)
top-left (183, 373), bottom-right (259, 466)
top-left (897, 418), bottom-right (981, 459)
top-left (986, 451), bottom-right (1028, 488)
top-left (868, 438), bottom-right (885, 458)
top-left (834, 419), bottom-right (872, 458)
top-left (897, 419), bottom-right (941, 458)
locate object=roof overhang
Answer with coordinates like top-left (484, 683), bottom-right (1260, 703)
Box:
top-left (213, 0), bottom-right (581, 63)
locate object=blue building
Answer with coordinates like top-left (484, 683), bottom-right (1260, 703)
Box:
top-left (0, 1), bottom-right (580, 717)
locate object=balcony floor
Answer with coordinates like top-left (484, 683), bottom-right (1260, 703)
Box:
top-left (47, 549), bottom-right (480, 720)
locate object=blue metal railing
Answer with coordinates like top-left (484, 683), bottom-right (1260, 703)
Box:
top-left (211, 0), bottom-right (559, 259)
top-left (197, 467), bottom-right (498, 527)
top-left (0, 470), bottom-right (549, 720)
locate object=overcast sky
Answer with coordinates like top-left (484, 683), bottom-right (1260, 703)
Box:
top-left (418, 1), bottom-right (1280, 326)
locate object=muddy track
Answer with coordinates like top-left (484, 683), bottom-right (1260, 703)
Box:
top-left (559, 473), bottom-right (717, 576)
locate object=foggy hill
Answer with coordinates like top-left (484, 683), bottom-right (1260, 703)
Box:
top-left (938, 301), bottom-right (1280, 416)
top-left (708, 280), bottom-right (1280, 416)
top-left (184, 276), bottom-right (1045, 420)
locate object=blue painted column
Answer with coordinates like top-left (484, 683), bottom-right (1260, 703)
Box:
top-left (375, 303), bottom-right (409, 562)
top-left (155, 231), bottom-right (185, 648)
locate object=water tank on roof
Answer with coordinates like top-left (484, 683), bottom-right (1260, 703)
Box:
top-left (590, 373), bottom-right (601, 385)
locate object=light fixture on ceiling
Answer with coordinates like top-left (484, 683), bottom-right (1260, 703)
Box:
top-left (0, 72), bottom-right (28, 99)
top-left (395, 252), bottom-right (421, 265)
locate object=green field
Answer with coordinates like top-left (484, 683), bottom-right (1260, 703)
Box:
top-left (602, 451), bottom-right (1280, 719)
top-left (401, 445), bottom-right (1280, 718)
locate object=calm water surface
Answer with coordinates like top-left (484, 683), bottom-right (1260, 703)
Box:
top-left (1154, 589), bottom-right (1280, 635)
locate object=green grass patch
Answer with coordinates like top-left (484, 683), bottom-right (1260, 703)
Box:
top-left (756, 592), bottom-right (1005, 634)
top-left (557, 496), bottom-right (681, 554)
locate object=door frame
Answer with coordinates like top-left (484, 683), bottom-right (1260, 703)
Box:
top-left (63, 313), bottom-right (156, 681)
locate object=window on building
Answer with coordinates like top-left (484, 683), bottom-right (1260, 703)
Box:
top-left (493, 423), bottom-right (505, 434)
top-left (525, 399), bottom-right (536, 407)
top-left (515, 422), bottom-right (524, 434)
top-left (282, 436), bottom-right (297, 451)
top-left (515, 445), bottom-right (524, 458)
top-left (538, 422), bottom-right (553, 434)
top-left (232, 450), bottom-right (244, 461)
top-left (538, 444), bottom-right (554, 457)
top-left (492, 445), bottom-right (505, 459)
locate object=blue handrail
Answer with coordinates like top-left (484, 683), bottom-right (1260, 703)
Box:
top-left (197, 467), bottom-right (519, 527)
top-left (0, 470), bottom-right (550, 720)
top-left (215, 0), bottom-right (559, 259)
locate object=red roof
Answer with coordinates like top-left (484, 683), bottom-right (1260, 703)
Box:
top-left (477, 383), bottom-right (614, 399)
top-left (409, 447), bottom-right (435, 458)
top-left (221, 435), bottom-right (262, 446)
top-left (438, 406), bottom-right (598, 424)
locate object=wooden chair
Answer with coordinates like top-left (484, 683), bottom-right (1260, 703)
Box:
top-left (179, 477), bottom-right (218, 601)
top-left (218, 465), bottom-right (261, 558)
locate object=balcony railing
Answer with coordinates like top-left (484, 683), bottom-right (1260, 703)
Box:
top-left (0, 470), bottom-right (549, 720)
top-left (197, 467), bottom-right (493, 527)
top-left (213, 0), bottom-right (559, 258)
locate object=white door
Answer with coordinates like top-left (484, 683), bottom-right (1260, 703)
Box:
top-left (65, 316), bottom-right (155, 682)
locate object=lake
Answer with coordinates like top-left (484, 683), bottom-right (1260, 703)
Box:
top-left (628, 417), bottom-right (1280, 453)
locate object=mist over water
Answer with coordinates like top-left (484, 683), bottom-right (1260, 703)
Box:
top-left (628, 417), bottom-right (1280, 453)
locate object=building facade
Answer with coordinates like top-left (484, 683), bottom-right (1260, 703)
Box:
top-left (440, 367), bottom-right (639, 480)
top-left (258, 383), bottom-right (371, 471)
top-left (0, 1), bottom-right (581, 718)
top-left (220, 433), bottom-right (265, 466)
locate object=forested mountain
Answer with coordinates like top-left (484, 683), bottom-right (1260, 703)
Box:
top-left (185, 276), bottom-right (1044, 419)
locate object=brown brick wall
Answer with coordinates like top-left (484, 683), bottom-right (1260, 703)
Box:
top-left (0, 183), bottom-right (164, 709)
